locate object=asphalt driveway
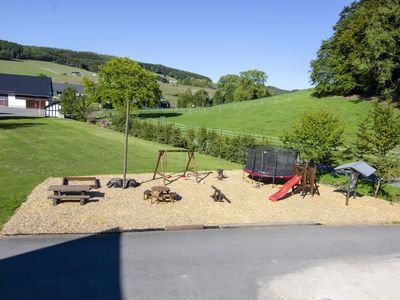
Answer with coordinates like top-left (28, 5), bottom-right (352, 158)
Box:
top-left (1, 225), bottom-right (400, 299)
top-left (0, 107), bottom-right (44, 117)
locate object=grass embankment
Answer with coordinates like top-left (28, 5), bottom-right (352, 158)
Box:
top-left (0, 117), bottom-right (238, 228)
top-left (319, 173), bottom-right (400, 202)
top-left (139, 89), bottom-right (372, 145)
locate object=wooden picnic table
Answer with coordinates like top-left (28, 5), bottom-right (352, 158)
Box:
top-left (151, 186), bottom-right (170, 193)
top-left (48, 185), bottom-right (91, 206)
top-left (62, 176), bottom-right (99, 189)
top-left (149, 186), bottom-right (175, 203)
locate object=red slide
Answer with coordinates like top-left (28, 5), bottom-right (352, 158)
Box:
top-left (268, 175), bottom-right (302, 202)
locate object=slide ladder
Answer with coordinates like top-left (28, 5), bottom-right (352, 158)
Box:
top-left (268, 175), bottom-right (302, 202)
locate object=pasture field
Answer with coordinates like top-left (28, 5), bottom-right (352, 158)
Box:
top-left (0, 117), bottom-right (238, 228)
top-left (0, 59), bottom-right (97, 84)
top-left (139, 89), bottom-right (372, 145)
top-left (159, 82), bottom-right (216, 107)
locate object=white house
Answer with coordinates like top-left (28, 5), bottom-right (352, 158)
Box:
top-left (0, 73), bottom-right (53, 109)
top-left (45, 102), bottom-right (64, 118)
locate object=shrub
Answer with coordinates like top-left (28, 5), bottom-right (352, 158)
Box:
top-left (281, 109), bottom-right (343, 164)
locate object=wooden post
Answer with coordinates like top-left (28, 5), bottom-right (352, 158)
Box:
top-left (153, 151), bottom-right (164, 179)
top-left (122, 99), bottom-right (130, 188)
top-left (161, 152), bottom-right (166, 185)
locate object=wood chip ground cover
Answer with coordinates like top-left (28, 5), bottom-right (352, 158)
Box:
top-left (2, 170), bottom-right (400, 235)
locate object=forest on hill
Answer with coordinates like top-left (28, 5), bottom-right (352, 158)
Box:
top-left (0, 40), bottom-right (211, 82)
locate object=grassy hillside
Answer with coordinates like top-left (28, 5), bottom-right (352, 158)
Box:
top-left (0, 117), bottom-right (238, 227)
top-left (0, 59), bottom-right (213, 106)
top-left (159, 82), bottom-right (216, 106)
top-left (139, 89), bottom-right (372, 145)
top-left (0, 59), bottom-right (97, 84)
top-left (268, 86), bottom-right (293, 96)
top-left (0, 39), bottom-right (212, 81)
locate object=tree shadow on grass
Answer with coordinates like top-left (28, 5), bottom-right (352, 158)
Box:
top-left (0, 122), bottom-right (47, 130)
top-left (0, 117), bottom-right (47, 130)
top-left (137, 112), bottom-right (182, 119)
top-left (0, 230), bottom-right (122, 300)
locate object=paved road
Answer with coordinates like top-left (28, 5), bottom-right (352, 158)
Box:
top-left (1, 226), bottom-right (400, 299)
top-left (0, 107), bottom-right (44, 117)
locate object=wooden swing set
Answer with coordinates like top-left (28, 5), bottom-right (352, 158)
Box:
top-left (153, 150), bottom-right (198, 185)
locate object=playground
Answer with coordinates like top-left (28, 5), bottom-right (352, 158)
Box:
top-left (3, 170), bottom-right (400, 235)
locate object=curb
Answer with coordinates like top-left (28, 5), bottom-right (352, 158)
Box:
top-left (0, 222), bottom-right (322, 237)
top-left (165, 224), bottom-right (204, 231)
top-left (218, 221), bottom-right (321, 228)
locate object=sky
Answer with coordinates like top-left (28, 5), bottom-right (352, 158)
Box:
top-left (0, 0), bottom-right (355, 90)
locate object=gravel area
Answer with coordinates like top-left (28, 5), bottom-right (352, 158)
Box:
top-left (2, 170), bottom-right (400, 234)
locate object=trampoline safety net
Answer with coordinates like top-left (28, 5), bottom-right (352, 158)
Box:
top-left (244, 146), bottom-right (299, 179)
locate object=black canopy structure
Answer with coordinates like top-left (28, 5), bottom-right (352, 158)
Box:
top-left (334, 161), bottom-right (376, 205)
top-left (243, 146), bottom-right (298, 183)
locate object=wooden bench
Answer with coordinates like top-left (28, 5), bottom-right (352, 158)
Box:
top-left (48, 194), bottom-right (90, 206)
top-left (62, 176), bottom-right (99, 189)
top-left (48, 185), bottom-right (91, 205)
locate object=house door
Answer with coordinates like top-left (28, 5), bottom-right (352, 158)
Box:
top-left (26, 99), bottom-right (46, 109)
top-left (0, 94), bottom-right (8, 107)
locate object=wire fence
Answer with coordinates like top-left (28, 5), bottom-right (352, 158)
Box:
top-left (137, 117), bottom-right (283, 145)
top-left (136, 117), bottom-right (400, 156)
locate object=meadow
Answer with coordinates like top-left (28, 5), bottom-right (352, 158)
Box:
top-left (139, 89), bottom-right (372, 145)
top-left (0, 59), bottom-right (97, 84)
top-left (0, 117), bottom-right (238, 228)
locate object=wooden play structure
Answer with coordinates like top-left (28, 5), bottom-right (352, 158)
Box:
top-left (268, 162), bottom-right (319, 201)
top-left (295, 162), bottom-right (319, 198)
top-left (153, 150), bottom-right (198, 185)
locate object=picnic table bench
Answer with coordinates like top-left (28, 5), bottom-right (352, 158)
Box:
top-left (48, 185), bottom-right (91, 205)
top-left (62, 176), bottom-right (99, 189)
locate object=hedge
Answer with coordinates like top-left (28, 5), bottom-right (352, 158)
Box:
top-left (111, 113), bottom-right (267, 164)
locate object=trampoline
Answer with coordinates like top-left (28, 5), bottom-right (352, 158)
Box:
top-left (243, 146), bottom-right (299, 181)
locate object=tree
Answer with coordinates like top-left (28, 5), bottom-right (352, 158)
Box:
top-left (281, 109), bottom-right (344, 164)
top-left (239, 69), bottom-right (268, 86)
top-left (216, 74), bottom-right (240, 103)
top-left (216, 71), bottom-right (270, 103)
top-left (97, 57), bottom-right (161, 110)
top-left (192, 89), bottom-right (210, 107)
top-left (177, 89), bottom-right (193, 108)
top-left (59, 86), bottom-right (94, 122)
top-left (354, 101), bottom-right (400, 195)
top-left (212, 90), bottom-right (224, 105)
top-left (59, 87), bottom-right (81, 119)
top-left (233, 70), bottom-right (270, 101)
top-left (310, 0), bottom-right (400, 99)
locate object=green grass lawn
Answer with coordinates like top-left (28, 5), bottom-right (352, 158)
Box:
top-left (139, 89), bottom-right (372, 145)
top-left (0, 117), bottom-right (238, 228)
top-left (0, 59), bottom-right (97, 84)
